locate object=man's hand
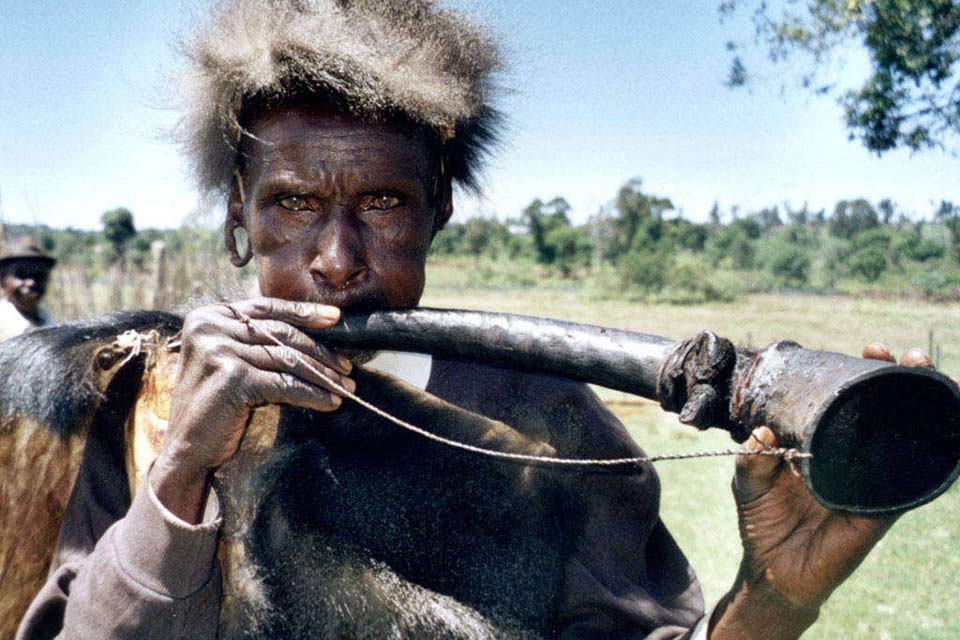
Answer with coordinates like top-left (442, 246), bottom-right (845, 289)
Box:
top-left (151, 298), bottom-right (354, 523)
top-left (709, 345), bottom-right (928, 639)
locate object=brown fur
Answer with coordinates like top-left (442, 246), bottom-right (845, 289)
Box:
top-left (124, 339), bottom-right (178, 496)
top-left (0, 342), bottom-right (134, 640)
top-left (0, 420), bottom-right (85, 640)
top-left (1, 315), bottom-right (575, 637)
top-left (175, 0), bottom-right (503, 203)
top-left (125, 346), bottom-right (282, 632)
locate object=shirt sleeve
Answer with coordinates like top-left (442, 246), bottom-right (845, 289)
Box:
top-left (16, 460), bottom-right (223, 640)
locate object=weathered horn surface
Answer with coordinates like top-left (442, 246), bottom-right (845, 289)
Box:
top-left (313, 308), bottom-right (960, 516)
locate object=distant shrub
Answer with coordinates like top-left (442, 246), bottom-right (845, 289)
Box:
top-left (658, 255), bottom-right (737, 304)
top-left (903, 237), bottom-right (944, 262)
top-left (766, 243), bottom-right (811, 287)
top-left (666, 219), bottom-right (709, 252)
top-left (779, 224), bottom-right (818, 247)
top-left (849, 247), bottom-right (887, 281)
top-left (706, 226), bottom-right (755, 268)
top-left (618, 248), bottom-right (671, 293)
top-left (544, 225), bottom-right (593, 277)
top-left (908, 270), bottom-right (960, 300)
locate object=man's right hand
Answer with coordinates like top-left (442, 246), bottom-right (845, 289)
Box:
top-left (151, 298), bottom-right (354, 523)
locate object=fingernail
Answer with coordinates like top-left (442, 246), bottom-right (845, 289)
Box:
top-left (342, 377), bottom-right (356, 393)
top-left (339, 355), bottom-right (352, 371)
top-left (330, 394), bottom-right (342, 408)
top-left (320, 306), bottom-right (341, 321)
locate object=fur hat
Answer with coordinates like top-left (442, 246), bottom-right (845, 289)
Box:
top-left (176, 0), bottom-right (503, 203)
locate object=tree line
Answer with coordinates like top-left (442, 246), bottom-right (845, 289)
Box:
top-left (4, 181), bottom-right (960, 318)
top-left (432, 178), bottom-right (960, 303)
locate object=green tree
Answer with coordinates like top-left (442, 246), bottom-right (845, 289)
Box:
top-left (829, 199), bottom-right (879, 239)
top-left (610, 179), bottom-right (673, 257)
top-left (618, 247), bottom-right (672, 293)
top-left (751, 206), bottom-right (782, 233)
top-left (849, 246), bottom-right (888, 281)
top-left (101, 207), bottom-right (137, 262)
top-left (878, 198), bottom-right (897, 224)
top-left (101, 207), bottom-right (137, 308)
top-left (544, 225), bottom-right (593, 278)
top-left (722, 0), bottom-right (960, 153)
top-left (935, 200), bottom-right (960, 263)
top-left (706, 218), bottom-right (760, 268)
top-left (522, 197), bottom-right (573, 265)
top-left (463, 218), bottom-right (510, 258)
top-left (767, 242), bottom-right (811, 287)
top-left (431, 222), bottom-right (467, 255)
top-left (666, 218), bottom-right (710, 252)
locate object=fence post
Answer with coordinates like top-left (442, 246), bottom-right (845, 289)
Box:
top-left (150, 240), bottom-right (168, 309)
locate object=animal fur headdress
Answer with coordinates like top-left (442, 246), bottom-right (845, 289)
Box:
top-left (176, 0), bottom-right (502, 207)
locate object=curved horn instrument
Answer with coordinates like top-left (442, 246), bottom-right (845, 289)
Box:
top-left (315, 308), bottom-right (960, 516)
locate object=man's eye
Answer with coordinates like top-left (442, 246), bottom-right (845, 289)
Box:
top-left (361, 193), bottom-right (402, 211)
top-left (276, 195), bottom-right (310, 211)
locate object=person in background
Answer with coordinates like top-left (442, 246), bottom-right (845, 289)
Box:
top-left (0, 239), bottom-right (55, 340)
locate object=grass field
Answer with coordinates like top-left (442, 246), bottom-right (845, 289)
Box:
top-left (422, 261), bottom-right (960, 639)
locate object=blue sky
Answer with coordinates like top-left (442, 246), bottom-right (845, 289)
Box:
top-left (1, 0), bottom-right (957, 230)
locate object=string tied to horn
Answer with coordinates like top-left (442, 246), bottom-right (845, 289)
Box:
top-left (219, 310), bottom-right (813, 469)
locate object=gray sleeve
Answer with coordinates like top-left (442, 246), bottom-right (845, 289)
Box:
top-left (16, 474), bottom-right (223, 640)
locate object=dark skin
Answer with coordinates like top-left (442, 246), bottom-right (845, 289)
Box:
top-left (1, 260), bottom-right (52, 320)
top-left (152, 104), bottom-right (900, 639)
top-left (152, 107), bottom-right (443, 522)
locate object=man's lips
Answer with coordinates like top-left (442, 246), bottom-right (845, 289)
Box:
top-left (308, 284), bottom-right (388, 313)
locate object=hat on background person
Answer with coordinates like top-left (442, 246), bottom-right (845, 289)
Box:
top-left (0, 239), bottom-right (56, 272)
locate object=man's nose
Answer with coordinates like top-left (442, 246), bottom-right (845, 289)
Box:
top-left (309, 212), bottom-right (368, 289)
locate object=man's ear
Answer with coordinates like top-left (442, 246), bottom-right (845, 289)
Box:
top-left (432, 173), bottom-right (454, 238)
top-left (225, 175), bottom-right (253, 267)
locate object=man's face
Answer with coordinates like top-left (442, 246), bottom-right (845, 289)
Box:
top-left (234, 106), bottom-right (439, 313)
top-left (1, 260), bottom-right (51, 316)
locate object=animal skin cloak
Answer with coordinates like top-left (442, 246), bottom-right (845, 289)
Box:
top-left (2, 312), bottom-right (705, 639)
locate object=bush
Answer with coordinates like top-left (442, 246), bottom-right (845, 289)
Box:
top-left (618, 248), bottom-right (671, 293)
top-left (851, 227), bottom-right (893, 251)
top-left (849, 247), bottom-right (887, 281)
top-left (779, 224), bottom-right (818, 247)
top-left (544, 225), bottom-right (593, 277)
top-left (666, 219), bottom-right (709, 252)
top-left (909, 269), bottom-right (960, 299)
top-left (431, 223), bottom-right (466, 255)
top-left (766, 243), bottom-right (811, 287)
top-left (902, 237), bottom-right (944, 262)
top-left (658, 255), bottom-right (737, 304)
top-left (706, 226), bottom-right (755, 268)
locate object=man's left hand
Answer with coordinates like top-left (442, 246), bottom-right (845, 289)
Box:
top-left (708, 345), bottom-right (928, 639)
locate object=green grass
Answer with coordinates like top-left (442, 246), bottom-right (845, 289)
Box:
top-left (424, 256), bottom-right (960, 376)
top-left (422, 267), bottom-right (960, 639)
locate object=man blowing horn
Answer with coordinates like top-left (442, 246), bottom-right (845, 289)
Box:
top-left (17, 1), bottom-right (899, 638)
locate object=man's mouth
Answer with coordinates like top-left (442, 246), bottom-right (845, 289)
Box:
top-left (16, 288), bottom-right (40, 300)
top-left (310, 286), bottom-right (389, 314)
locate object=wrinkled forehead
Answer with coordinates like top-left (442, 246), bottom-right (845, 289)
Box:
top-left (239, 104), bottom-right (436, 188)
